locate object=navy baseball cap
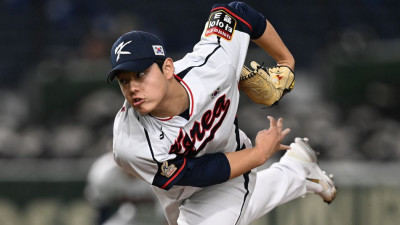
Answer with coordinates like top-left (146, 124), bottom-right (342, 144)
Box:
top-left (107, 31), bottom-right (167, 82)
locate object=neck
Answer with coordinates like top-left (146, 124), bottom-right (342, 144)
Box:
top-left (151, 77), bottom-right (189, 118)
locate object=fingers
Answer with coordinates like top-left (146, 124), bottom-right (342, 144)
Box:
top-left (268, 116), bottom-right (285, 132)
top-left (267, 116), bottom-right (277, 128)
top-left (277, 117), bottom-right (283, 130)
top-left (279, 144), bottom-right (291, 151)
top-left (267, 116), bottom-right (291, 142)
top-left (282, 128), bottom-right (291, 137)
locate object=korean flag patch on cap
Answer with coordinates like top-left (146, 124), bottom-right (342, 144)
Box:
top-left (153, 45), bottom-right (165, 56)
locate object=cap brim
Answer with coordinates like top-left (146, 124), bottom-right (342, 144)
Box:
top-left (107, 58), bottom-right (155, 83)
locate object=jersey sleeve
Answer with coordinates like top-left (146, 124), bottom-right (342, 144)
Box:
top-left (226, 1), bottom-right (267, 39)
top-left (208, 1), bottom-right (267, 40)
top-left (152, 152), bottom-right (231, 189)
top-left (174, 152), bottom-right (231, 187)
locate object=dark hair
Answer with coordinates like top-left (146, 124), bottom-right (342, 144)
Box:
top-left (155, 58), bottom-right (166, 72)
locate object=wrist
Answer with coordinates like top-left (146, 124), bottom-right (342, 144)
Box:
top-left (277, 58), bottom-right (295, 71)
top-left (277, 63), bottom-right (295, 71)
top-left (251, 146), bottom-right (270, 166)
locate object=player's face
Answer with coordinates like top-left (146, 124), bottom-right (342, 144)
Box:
top-left (116, 63), bottom-right (168, 115)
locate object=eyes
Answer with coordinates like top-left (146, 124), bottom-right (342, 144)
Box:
top-left (137, 72), bottom-right (145, 78)
top-left (117, 71), bottom-right (145, 84)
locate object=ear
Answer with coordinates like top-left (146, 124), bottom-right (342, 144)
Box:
top-left (163, 58), bottom-right (175, 79)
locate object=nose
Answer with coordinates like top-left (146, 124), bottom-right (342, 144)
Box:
top-left (128, 79), bottom-right (140, 94)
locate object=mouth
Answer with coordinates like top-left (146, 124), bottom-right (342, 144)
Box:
top-left (132, 98), bottom-right (144, 106)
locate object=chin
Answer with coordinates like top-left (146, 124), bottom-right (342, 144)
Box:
top-left (133, 106), bottom-right (151, 115)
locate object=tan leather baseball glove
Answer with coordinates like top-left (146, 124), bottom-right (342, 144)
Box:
top-left (239, 61), bottom-right (295, 106)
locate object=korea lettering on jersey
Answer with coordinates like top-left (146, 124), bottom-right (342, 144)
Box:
top-left (113, 4), bottom-right (257, 190)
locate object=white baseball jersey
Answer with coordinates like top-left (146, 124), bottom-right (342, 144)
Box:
top-left (112, 2), bottom-right (283, 225)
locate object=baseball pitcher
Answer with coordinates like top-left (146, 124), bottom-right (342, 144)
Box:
top-left (107, 2), bottom-right (336, 225)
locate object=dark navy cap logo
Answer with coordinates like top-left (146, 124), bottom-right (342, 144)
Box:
top-left (107, 31), bottom-right (166, 82)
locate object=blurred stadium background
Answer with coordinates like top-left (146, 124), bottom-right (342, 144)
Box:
top-left (1, 0), bottom-right (400, 224)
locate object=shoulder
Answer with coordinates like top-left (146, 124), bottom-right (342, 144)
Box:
top-left (209, 1), bottom-right (267, 39)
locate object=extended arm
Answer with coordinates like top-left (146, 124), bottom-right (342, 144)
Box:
top-left (175, 116), bottom-right (290, 187)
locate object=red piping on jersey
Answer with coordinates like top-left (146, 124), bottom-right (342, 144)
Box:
top-left (155, 116), bottom-right (173, 121)
top-left (161, 157), bottom-right (187, 189)
top-left (152, 75), bottom-right (193, 121)
top-left (174, 74), bottom-right (194, 117)
top-left (211, 7), bottom-right (253, 31)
